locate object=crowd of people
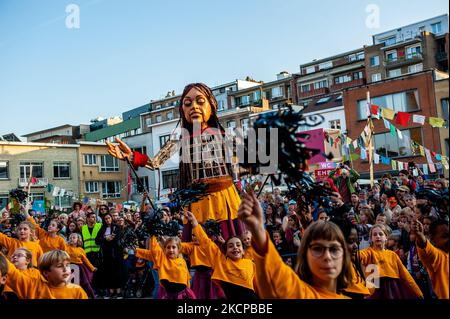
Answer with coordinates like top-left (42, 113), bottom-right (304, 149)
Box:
top-left (0, 164), bottom-right (448, 300)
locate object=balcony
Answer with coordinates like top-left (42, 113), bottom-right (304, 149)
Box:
top-left (18, 178), bottom-right (48, 187)
top-left (384, 53), bottom-right (423, 68)
top-left (298, 87), bottom-right (329, 99)
top-left (330, 78), bottom-right (366, 91)
top-left (436, 51), bottom-right (448, 62)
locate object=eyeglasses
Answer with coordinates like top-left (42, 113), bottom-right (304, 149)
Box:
top-left (11, 253), bottom-right (27, 259)
top-left (309, 244), bottom-right (343, 259)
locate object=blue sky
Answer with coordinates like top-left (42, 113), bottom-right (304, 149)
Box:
top-left (0, 0), bottom-right (448, 138)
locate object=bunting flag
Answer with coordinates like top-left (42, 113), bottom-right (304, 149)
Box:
top-left (381, 108), bottom-right (395, 120)
top-left (436, 153), bottom-right (442, 161)
top-left (390, 124), bottom-right (396, 137)
top-left (352, 140), bottom-right (358, 149)
top-left (371, 104), bottom-right (380, 119)
top-left (52, 186), bottom-right (60, 197)
top-left (360, 147), bottom-right (367, 160)
top-left (374, 153), bottom-right (380, 164)
top-left (31, 177), bottom-right (37, 185)
top-left (422, 164), bottom-right (429, 175)
top-left (397, 129), bottom-right (403, 140)
top-left (419, 145), bottom-right (425, 156)
top-left (429, 163), bottom-right (436, 173)
top-left (398, 162), bottom-right (404, 170)
top-left (428, 117), bottom-right (446, 128)
top-left (412, 114), bottom-right (426, 125)
top-left (383, 118), bottom-right (390, 129)
top-left (395, 112), bottom-right (411, 126)
top-left (391, 160), bottom-right (397, 170)
top-left (381, 156), bottom-right (390, 165)
top-left (442, 157), bottom-right (449, 170)
top-left (364, 125), bottom-right (370, 136)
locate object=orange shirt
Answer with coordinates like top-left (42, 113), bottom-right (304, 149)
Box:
top-left (244, 246), bottom-right (256, 261)
top-left (65, 245), bottom-right (96, 272)
top-left (343, 263), bottom-right (371, 297)
top-left (251, 231), bottom-right (350, 299)
top-left (28, 217), bottom-right (66, 253)
top-left (417, 241), bottom-right (449, 299)
top-left (3, 253), bottom-right (87, 299)
top-left (181, 242), bottom-right (212, 268)
top-left (3, 267), bottom-right (42, 298)
top-left (193, 225), bottom-right (256, 291)
top-left (136, 237), bottom-right (190, 286)
top-left (359, 246), bottom-right (423, 298)
top-left (0, 232), bottom-right (43, 267)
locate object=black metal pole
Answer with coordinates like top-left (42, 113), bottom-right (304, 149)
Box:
top-left (124, 157), bottom-right (157, 211)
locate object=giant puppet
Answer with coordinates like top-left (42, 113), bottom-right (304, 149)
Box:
top-left (106, 83), bottom-right (243, 240)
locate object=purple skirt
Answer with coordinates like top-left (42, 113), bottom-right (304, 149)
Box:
top-left (159, 286), bottom-right (196, 299)
top-left (192, 267), bottom-right (226, 299)
top-left (368, 277), bottom-right (421, 299)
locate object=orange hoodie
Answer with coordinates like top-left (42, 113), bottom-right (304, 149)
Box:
top-left (27, 217), bottom-right (66, 253)
top-left (417, 241), bottom-right (449, 299)
top-left (0, 232), bottom-right (43, 267)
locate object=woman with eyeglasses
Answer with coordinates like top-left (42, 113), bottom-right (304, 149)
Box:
top-left (359, 224), bottom-right (423, 299)
top-left (238, 191), bottom-right (353, 298)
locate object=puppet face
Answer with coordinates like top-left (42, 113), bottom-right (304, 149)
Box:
top-left (182, 87), bottom-right (212, 125)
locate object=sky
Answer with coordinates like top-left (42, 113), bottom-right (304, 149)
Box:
top-left (0, 0), bottom-right (448, 139)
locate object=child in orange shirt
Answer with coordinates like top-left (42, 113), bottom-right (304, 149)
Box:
top-left (136, 235), bottom-right (195, 299)
top-left (238, 191), bottom-right (353, 299)
top-left (181, 232), bottom-right (225, 299)
top-left (66, 233), bottom-right (96, 298)
top-left (360, 224), bottom-right (423, 299)
top-left (25, 211), bottom-right (66, 253)
top-left (0, 221), bottom-right (43, 267)
top-left (2, 249), bottom-right (88, 299)
top-left (185, 211), bottom-right (258, 299)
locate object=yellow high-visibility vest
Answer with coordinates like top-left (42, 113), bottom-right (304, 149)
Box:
top-left (82, 223), bottom-right (102, 253)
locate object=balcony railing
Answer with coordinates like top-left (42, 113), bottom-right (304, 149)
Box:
top-left (330, 78), bottom-right (366, 91)
top-left (384, 53), bottom-right (423, 68)
top-left (18, 178), bottom-right (48, 187)
top-left (298, 87), bottom-right (329, 99)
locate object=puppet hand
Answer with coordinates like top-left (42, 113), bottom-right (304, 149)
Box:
top-left (106, 138), bottom-right (132, 161)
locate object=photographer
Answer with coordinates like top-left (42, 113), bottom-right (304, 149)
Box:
top-left (329, 163), bottom-right (360, 204)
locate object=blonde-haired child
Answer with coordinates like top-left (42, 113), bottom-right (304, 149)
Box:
top-left (136, 235), bottom-right (195, 299)
top-left (0, 221), bottom-right (43, 267)
top-left (65, 233), bottom-right (96, 298)
top-left (2, 249), bottom-right (87, 299)
top-left (359, 224), bottom-right (423, 299)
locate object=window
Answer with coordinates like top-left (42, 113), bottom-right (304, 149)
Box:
top-left (162, 169), bottom-right (178, 189)
top-left (301, 84), bottom-right (311, 93)
top-left (431, 22), bottom-right (442, 34)
top-left (319, 61), bottom-right (333, 70)
top-left (241, 118), bottom-right (250, 137)
top-left (240, 95), bottom-right (250, 106)
top-left (0, 194), bottom-right (8, 210)
top-left (329, 119), bottom-right (341, 130)
top-left (356, 52), bottom-right (365, 60)
top-left (386, 50), bottom-right (398, 62)
top-left (407, 63), bottom-right (423, 73)
top-left (253, 90), bottom-right (261, 102)
top-left (156, 115), bottom-right (162, 123)
top-left (375, 128), bottom-right (422, 158)
top-left (132, 146), bottom-right (147, 155)
top-left (348, 54), bottom-right (357, 62)
top-left (99, 155), bottom-right (119, 172)
top-left (218, 100), bottom-right (225, 111)
top-left (371, 73), bottom-right (382, 82)
top-left (271, 86), bottom-right (283, 98)
top-left (388, 68), bottom-right (402, 78)
top-left (357, 90), bottom-right (420, 119)
top-left (167, 111), bottom-right (174, 120)
top-left (219, 87), bottom-right (226, 94)
top-left (384, 37), bottom-right (396, 46)
top-left (305, 66), bottom-right (315, 74)
top-left (159, 135), bottom-right (170, 148)
top-left (19, 162), bottom-right (43, 178)
top-left (442, 98), bottom-right (449, 121)
top-left (353, 71), bottom-right (364, 80)
top-left (334, 75), bottom-right (352, 84)
top-left (83, 154), bottom-right (97, 165)
top-left (29, 193), bottom-right (45, 202)
top-left (85, 182), bottom-right (99, 193)
top-left (0, 161), bottom-right (8, 179)
top-left (133, 176), bottom-right (149, 193)
top-left (406, 45), bottom-right (421, 59)
top-left (53, 162), bottom-right (71, 179)
top-left (313, 80), bottom-right (327, 90)
top-left (145, 117), bottom-right (152, 127)
top-left (101, 181), bottom-right (121, 198)
top-left (370, 56), bottom-right (380, 67)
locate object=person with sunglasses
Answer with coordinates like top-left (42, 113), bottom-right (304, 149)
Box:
top-left (238, 190), bottom-right (353, 298)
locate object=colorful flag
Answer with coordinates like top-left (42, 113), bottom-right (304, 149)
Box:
top-left (397, 129), bottom-right (403, 139)
top-left (436, 154), bottom-right (442, 160)
top-left (442, 157), bottom-right (449, 170)
top-left (381, 108), bottom-right (395, 120)
top-left (374, 153), bottom-right (380, 164)
top-left (398, 162), bottom-right (404, 170)
top-left (391, 160), bottom-right (397, 170)
top-left (422, 164), bottom-right (429, 175)
top-left (390, 124), bottom-right (396, 137)
top-left (352, 140), bottom-right (358, 149)
top-left (383, 119), bottom-right (390, 129)
top-left (428, 117), bottom-right (445, 128)
top-left (360, 147), bottom-right (367, 160)
top-left (395, 112), bottom-right (411, 126)
top-left (381, 156), bottom-right (390, 165)
top-left (419, 145), bottom-right (425, 156)
top-left (371, 104), bottom-right (380, 118)
top-left (429, 163), bottom-right (436, 173)
top-left (412, 114), bottom-right (426, 125)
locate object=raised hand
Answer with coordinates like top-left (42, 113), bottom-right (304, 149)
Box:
top-left (238, 190), bottom-right (266, 253)
top-left (106, 138), bottom-right (133, 161)
top-left (184, 211), bottom-right (198, 228)
top-left (411, 219), bottom-right (427, 248)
